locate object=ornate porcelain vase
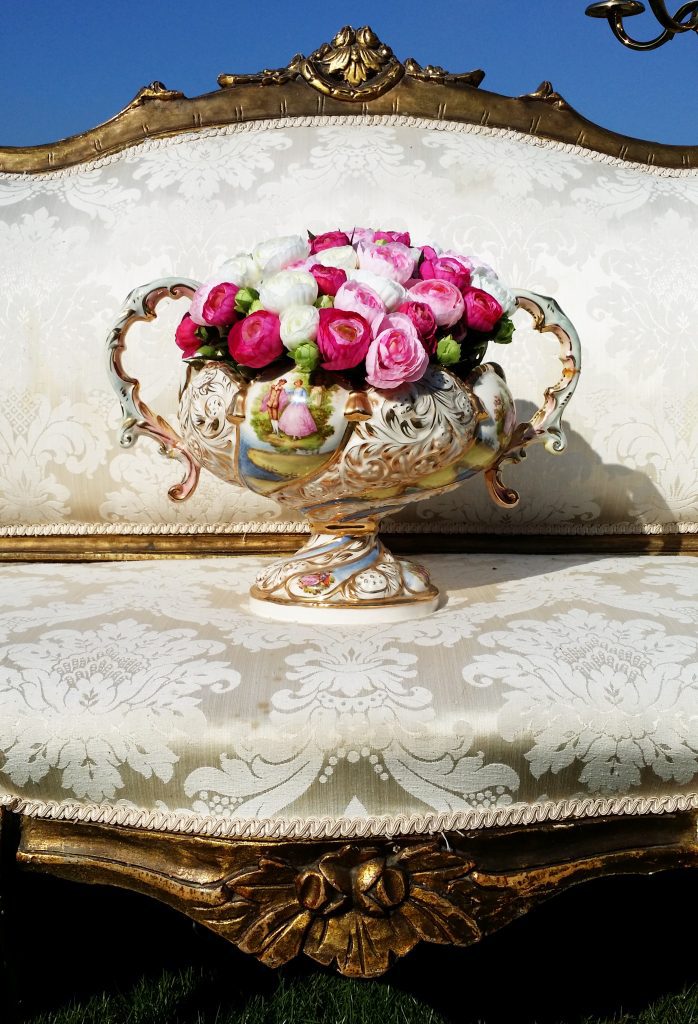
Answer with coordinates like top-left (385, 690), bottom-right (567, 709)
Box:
top-left (107, 281), bottom-right (580, 622)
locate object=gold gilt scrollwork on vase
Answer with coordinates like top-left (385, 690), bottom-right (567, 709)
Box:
top-left (16, 816), bottom-right (698, 978)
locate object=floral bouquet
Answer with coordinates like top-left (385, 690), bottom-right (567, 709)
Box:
top-left (175, 228), bottom-right (517, 388)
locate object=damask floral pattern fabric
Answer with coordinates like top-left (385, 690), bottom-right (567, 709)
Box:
top-left (1, 555), bottom-right (696, 838)
top-left (0, 117), bottom-right (696, 536)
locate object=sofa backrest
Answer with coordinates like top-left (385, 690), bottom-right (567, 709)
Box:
top-left (1, 29), bottom-right (696, 553)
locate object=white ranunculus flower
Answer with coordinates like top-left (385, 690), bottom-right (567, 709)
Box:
top-left (259, 270), bottom-right (318, 314)
top-left (217, 253), bottom-right (262, 289)
top-left (279, 304), bottom-right (320, 350)
top-left (253, 234), bottom-right (310, 276)
top-left (350, 269), bottom-right (407, 311)
top-left (312, 245), bottom-right (359, 273)
top-left (470, 271), bottom-right (517, 316)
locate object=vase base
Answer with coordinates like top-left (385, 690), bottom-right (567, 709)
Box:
top-left (248, 592), bottom-right (440, 625)
top-left (249, 529), bottom-right (439, 623)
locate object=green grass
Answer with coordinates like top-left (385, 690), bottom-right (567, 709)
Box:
top-left (21, 970), bottom-right (698, 1024)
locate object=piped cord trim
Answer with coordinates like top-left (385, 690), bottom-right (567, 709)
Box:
top-left (3, 792), bottom-right (698, 841)
top-left (1, 115), bottom-right (696, 181)
top-left (0, 521), bottom-right (696, 537)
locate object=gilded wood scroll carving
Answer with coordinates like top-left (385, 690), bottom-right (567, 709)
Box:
top-left (16, 814), bottom-right (698, 977)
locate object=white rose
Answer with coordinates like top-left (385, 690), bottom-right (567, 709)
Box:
top-left (470, 272), bottom-right (517, 316)
top-left (253, 234), bottom-right (310, 276)
top-left (279, 304), bottom-right (320, 351)
top-left (217, 253), bottom-right (262, 289)
top-left (350, 269), bottom-right (407, 311)
top-left (312, 245), bottom-right (359, 273)
top-left (259, 270), bottom-right (318, 314)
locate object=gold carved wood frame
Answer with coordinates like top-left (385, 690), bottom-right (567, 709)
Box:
top-left (0, 25), bottom-right (696, 559)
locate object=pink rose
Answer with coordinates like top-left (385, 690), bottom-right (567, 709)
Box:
top-left (366, 317), bottom-right (429, 390)
top-left (309, 230), bottom-right (351, 254)
top-left (228, 311), bottom-right (283, 367)
top-left (309, 263), bottom-right (347, 297)
top-left (202, 282), bottom-right (239, 326)
top-left (358, 241), bottom-right (415, 284)
top-left (374, 230), bottom-right (411, 246)
top-left (175, 313), bottom-right (200, 358)
top-left (463, 287), bottom-right (503, 332)
top-left (408, 279), bottom-right (465, 327)
top-left (419, 255), bottom-right (471, 292)
top-left (397, 301), bottom-right (437, 351)
top-left (333, 280), bottom-right (386, 333)
top-left (317, 308), bottom-right (372, 371)
top-left (349, 227), bottom-right (375, 246)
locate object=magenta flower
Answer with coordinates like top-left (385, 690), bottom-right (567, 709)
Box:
top-left (228, 311), bottom-right (283, 367)
top-left (463, 287), bottom-right (503, 332)
top-left (419, 255), bottom-right (471, 292)
top-left (309, 263), bottom-right (347, 297)
top-left (309, 230), bottom-right (351, 254)
top-left (317, 308), bottom-right (372, 371)
top-left (175, 313), bottom-right (200, 358)
top-left (397, 301), bottom-right (437, 351)
top-left (374, 229), bottom-right (411, 246)
top-left (202, 282), bottom-right (239, 326)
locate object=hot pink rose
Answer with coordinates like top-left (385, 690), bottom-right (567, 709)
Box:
top-left (374, 230), bottom-right (411, 246)
top-left (419, 255), bottom-right (471, 292)
top-left (309, 230), bottom-right (351, 254)
top-left (202, 282), bottom-right (239, 326)
top-left (317, 308), bottom-right (372, 371)
top-left (333, 280), bottom-right (386, 333)
top-left (408, 279), bottom-right (465, 327)
top-left (228, 311), bottom-right (283, 367)
top-left (309, 263), bottom-right (347, 297)
top-left (366, 316), bottom-right (429, 390)
top-left (397, 301), bottom-right (437, 351)
top-left (358, 242), bottom-right (415, 284)
top-left (463, 287), bottom-right (503, 332)
top-left (175, 313), bottom-right (200, 358)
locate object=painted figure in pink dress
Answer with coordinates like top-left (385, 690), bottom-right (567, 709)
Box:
top-left (278, 378), bottom-right (317, 439)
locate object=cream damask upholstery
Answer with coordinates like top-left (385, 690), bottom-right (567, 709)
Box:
top-left (1, 555), bottom-right (696, 838)
top-left (1, 117), bottom-right (696, 539)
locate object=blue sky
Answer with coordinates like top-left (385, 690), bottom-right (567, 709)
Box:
top-left (0, 1), bottom-right (696, 147)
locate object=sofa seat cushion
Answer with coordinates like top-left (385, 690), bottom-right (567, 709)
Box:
top-left (1, 554), bottom-right (696, 839)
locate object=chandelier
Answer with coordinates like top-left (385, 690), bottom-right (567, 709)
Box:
top-left (586, 0), bottom-right (698, 49)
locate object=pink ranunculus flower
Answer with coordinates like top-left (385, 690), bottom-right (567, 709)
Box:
top-left (228, 311), bottom-right (283, 368)
top-left (358, 241), bottom-right (416, 284)
top-left (175, 313), bottom-right (200, 358)
top-left (419, 255), bottom-right (471, 292)
top-left (349, 227), bottom-right (376, 246)
top-left (463, 287), bottom-right (504, 332)
top-left (366, 316), bottom-right (430, 390)
top-left (309, 230), bottom-right (351, 254)
top-left (408, 279), bottom-right (465, 328)
top-left (397, 301), bottom-right (437, 352)
top-left (309, 263), bottom-right (347, 297)
top-left (333, 279), bottom-right (386, 333)
top-left (189, 276), bottom-right (230, 325)
top-left (374, 229), bottom-right (411, 246)
top-left (202, 282), bottom-right (239, 326)
top-left (317, 308), bottom-right (372, 371)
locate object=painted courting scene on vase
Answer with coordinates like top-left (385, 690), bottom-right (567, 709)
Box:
top-left (251, 375), bottom-right (337, 451)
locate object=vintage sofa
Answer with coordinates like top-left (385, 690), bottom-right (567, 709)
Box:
top-left (0, 26), bottom-right (696, 978)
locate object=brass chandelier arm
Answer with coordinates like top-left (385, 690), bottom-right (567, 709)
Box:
top-left (587, 0), bottom-right (698, 48)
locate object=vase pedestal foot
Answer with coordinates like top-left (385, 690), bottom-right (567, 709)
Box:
top-left (249, 530), bottom-right (439, 624)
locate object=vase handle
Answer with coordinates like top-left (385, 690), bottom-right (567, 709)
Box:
top-left (485, 289), bottom-right (581, 507)
top-left (106, 277), bottom-right (202, 501)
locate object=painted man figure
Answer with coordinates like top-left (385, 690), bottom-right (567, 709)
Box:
top-left (266, 378), bottom-right (288, 434)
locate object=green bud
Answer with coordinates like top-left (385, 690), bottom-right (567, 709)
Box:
top-left (195, 345), bottom-right (220, 359)
top-left (374, 238), bottom-right (388, 246)
top-left (314, 294), bottom-right (334, 309)
top-left (234, 287), bottom-right (259, 314)
top-left (195, 325), bottom-right (211, 341)
top-left (436, 336), bottom-right (461, 366)
top-left (248, 299), bottom-right (265, 314)
top-left (494, 316), bottom-right (515, 344)
top-left (293, 341), bottom-right (320, 373)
